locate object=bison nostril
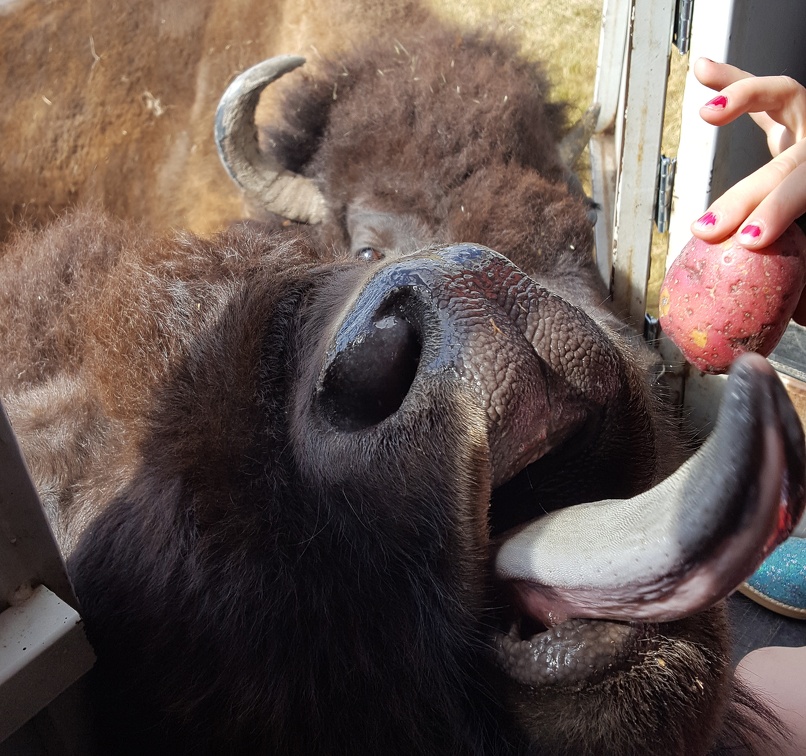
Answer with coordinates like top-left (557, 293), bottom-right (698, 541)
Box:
top-left (318, 312), bottom-right (422, 431)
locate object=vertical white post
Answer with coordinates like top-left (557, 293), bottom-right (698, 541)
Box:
top-left (590, 0), bottom-right (677, 328)
top-left (610, 0), bottom-right (676, 327)
top-left (590, 0), bottom-right (631, 292)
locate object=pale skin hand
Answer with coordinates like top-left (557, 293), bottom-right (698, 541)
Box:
top-left (689, 57), bottom-right (806, 250)
top-left (736, 646), bottom-right (806, 755)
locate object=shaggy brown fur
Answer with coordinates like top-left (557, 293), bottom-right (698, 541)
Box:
top-left (0, 0), bottom-right (428, 241)
top-left (0, 13), bottom-right (787, 756)
top-left (267, 22), bottom-right (603, 306)
top-left (0, 209), bottom-right (783, 756)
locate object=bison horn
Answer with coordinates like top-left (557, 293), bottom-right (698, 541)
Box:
top-left (215, 56), bottom-right (328, 225)
top-left (558, 103), bottom-right (600, 169)
top-left (496, 352), bottom-right (806, 624)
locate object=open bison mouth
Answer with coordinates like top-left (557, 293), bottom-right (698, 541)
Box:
top-left (488, 353), bottom-right (806, 687)
top-left (309, 242), bottom-right (806, 690)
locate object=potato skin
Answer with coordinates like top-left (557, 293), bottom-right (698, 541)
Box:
top-left (659, 224), bottom-right (806, 374)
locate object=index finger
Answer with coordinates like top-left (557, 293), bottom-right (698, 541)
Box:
top-left (695, 62), bottom-right (806, 153)
top-left (694, 59), bottom-right (777, 133)
top-left (693, 58), bottom-right (752, 91)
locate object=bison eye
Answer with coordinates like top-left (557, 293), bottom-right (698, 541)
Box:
top-left (356, 247), bottom-right (384, 261)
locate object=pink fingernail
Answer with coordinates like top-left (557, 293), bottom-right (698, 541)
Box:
top-left (696, 212), bottom-right (717, 227)
top-left (739, 224), bottom-right (762, 242)
top-left (704, 95), bottom-right (728, 109)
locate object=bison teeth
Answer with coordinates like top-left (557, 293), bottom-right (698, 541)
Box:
top-left (494, 352), bottom-right (806, 625)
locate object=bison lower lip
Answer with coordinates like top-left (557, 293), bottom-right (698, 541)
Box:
top-left (494, 618), bottom-right (645, 687)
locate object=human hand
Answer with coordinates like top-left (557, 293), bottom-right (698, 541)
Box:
top-left (689, 58), bottom-right (806, 250)
top-left (736, 645), bottom-right (806, 755)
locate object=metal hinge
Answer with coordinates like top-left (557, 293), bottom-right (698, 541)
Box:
top-left (654, 155), bottom-right (677, 233)
top-left (644, 313), bottom-right (660, 343)
top-left (673, 0), bottom-right (694, 54)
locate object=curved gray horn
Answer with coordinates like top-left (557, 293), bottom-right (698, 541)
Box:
top-left (215, 56), bottom-right (327, 225)
top-left (559, 104), bottom-right (601, 224)
top-left (558, 103), bottom-right (601, 169)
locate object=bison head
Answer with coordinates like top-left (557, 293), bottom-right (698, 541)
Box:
top-left (214, 25), bottom-right (602, 308)
top-left (282, 240), bottom-right (804, 755)
top-left (2, 211), bottom-right (798, 755)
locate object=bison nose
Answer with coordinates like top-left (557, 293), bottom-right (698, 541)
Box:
top-left (312, 243), bottom-right (613, 485)
top-left (315, 243), bottom-right (495, 432)
top-left (317, 308), bottom-right (422, 432)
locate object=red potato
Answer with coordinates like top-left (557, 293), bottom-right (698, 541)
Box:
top-left (659, 224), bottom-right (806, 374)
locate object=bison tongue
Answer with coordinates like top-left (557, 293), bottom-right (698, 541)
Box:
top-left (495, 353), bottom-right (806, 625)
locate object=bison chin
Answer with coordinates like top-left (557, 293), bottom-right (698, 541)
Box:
top-left (290, 244), bottom-right (803, 756)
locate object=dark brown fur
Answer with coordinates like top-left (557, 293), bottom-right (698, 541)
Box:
top-left (0, 15), bottom-right (787, 756)
top-left (266, 22), bottom-right (603, 305)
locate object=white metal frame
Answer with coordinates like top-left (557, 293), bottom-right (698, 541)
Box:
top-left (591, 0), bottom-right (676, 328)
top-left (0, 401), bottom-right (95, 745)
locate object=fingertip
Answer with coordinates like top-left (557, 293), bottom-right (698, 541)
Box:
top-left (690, 226), bottom-right (721, 243)
top-left (693, 57), bottom-right (724, 87)
top-left (693, 60), bottom-right (753, 93)
top-left (698, 98), bottom-right (731, 126)
top-left (691, 211), bottom-right (719, 238)
top-left (737, 222), bottom-right (764, 247)
top-left (693, 57), bottom-right (712, 81)
top-left (703, 94), bottom-right (728, 110)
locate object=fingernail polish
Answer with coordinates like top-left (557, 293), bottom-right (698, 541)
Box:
top-left (697, 212), bottom-right (718, 227)
top-left (739, 224), bottom-right (762, 242)
top-left (704, 95), bottom-right (728, 109)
